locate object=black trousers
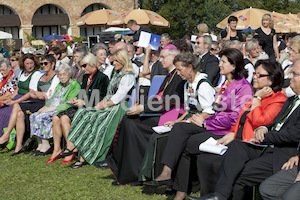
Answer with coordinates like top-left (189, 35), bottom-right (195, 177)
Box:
top-left (161, 122), bottom-right (223, 193)
top-left (215, 140), bottom-right (273, 200)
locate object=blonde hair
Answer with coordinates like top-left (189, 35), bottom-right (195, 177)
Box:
top-left (197, 23), bottom-right (209, 34)
top-left (113, 49), bottom-right (134, 73)
top-left (245, 39), bottom-right (259, 52)
top-left (262, 14), bottom-right (274, 29)
top-left (81, 53), bottom-right (98, 68)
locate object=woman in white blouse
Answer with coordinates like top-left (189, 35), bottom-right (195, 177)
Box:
top-left (60, 49), bottom-right (135, 168)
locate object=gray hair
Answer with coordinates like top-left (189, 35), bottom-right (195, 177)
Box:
top-left (166, 49), bottom-right (180, 56)
top-left (162, 33), bottom-right (171, 41)
top-left (229, 40), bottom-right (243, 50)
top-left (57, 63), bottom-right (73, 78)
top-left (73, 48), bottom-right (87, 60)
top-left (92, 43), bottom-right (108, 56)
top-left (196, 35), bottom-right (212, 49)
top-left (81, 53), bottom-right (98, 68)
top-left (0, 58), bottom-right (11, 69)
top-left (245, 39), bottom-right (259, 52)
top-left (126, 43), bottom-right (135, 52)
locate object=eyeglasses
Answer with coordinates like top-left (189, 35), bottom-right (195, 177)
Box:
top-left (253, 72), bottom-right (270, 78)
top-left (211, 48), bottom-right (218, 51)
top-left (288, 47), bottom-right (299, 54)
top-left (42, 62), bottom-right (50, 66)
top-left (80, 63), bottom-right (87, 68)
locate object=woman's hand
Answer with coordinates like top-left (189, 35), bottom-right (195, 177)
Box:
top-left (282, 156), bottom-right (299, 170)
top-left (255, 86), bottom-right (273, 100)
top-left (6, 99), bottom-right (17, 106)
top-left (36, 92), bottom-right (47, 100)
top-left (73, 99), bottom-right (85, 107)
top-left (216, 132), bottom-right (235, 146)
top-left (164, 121), bottom-right (175, 127)
top-left (69, 97), bottom-right (77, 104)
top-left (254, 127), bottom-right (268, 142)
top-left (95, 101), bottom-right (105, 110)
top-left (127, 105), bottom-right (144, 115)
top-left (190, 113), bottom-right (204, 127)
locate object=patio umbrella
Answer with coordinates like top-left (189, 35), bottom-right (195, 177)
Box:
top-left (121, 8), bottom-right (170, 28)
top-left (104, 27), bottom-right (130, 34)
top-left (41, 34), bottom-right (66, 41)
top-left (76, 9), bottom-right (123, 27)
top-left (217, 7), bottom-right (295, 31)
top-left (58, 34), bottom-right (74, 41)
top-left (0, 31), bottom-right (12, 39)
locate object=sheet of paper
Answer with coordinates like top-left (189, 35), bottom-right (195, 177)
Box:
top-left (138, 31), bottom-right (161, 50)
top-left (191, 35), bottom-right (197, 42)
top-left (152, 125), bottom-right (172, 134)
top-left (199, 137), bottom-right (228, 155)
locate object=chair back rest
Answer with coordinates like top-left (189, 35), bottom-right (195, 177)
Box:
top-left (128, 78), bottom-right (139, 108)
top-left (148, 75), bottom-right (166, 100)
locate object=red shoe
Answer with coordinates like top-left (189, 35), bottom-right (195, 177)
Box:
top-left (62, 154), bottom-right (75, 164)
top-left (46, 151), bottom-right (63, 163)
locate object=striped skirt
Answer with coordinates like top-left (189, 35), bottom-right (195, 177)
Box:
top-left (67, 104), bottom-right (127, 164)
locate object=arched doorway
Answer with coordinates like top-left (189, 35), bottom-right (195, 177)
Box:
top-left (80, 3), bottom-right (110, 38)
top-left (32, 4), bottom-right (70, 39)
top-left (0, 5), bottom-right (21, 39)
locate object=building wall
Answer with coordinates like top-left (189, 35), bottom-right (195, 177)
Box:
top-left (0, 0), bottom-right (137, 41)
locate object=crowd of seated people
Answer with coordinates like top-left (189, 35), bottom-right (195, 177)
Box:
top-left (1, 18), bottom-right (300, 200)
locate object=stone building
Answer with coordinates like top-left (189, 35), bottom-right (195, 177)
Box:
top-left (0, 0), bottom-right (137, 42)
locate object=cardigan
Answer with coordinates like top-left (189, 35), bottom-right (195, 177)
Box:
top-left (45, 78), bottom-right (80, 113)
top-left (205, 77), bottom-right (253, 135)
top-left (231, 91), bottom-right (287, 141)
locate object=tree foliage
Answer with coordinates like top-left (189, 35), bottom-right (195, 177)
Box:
top-left (139, 0), bottom-right (300, 39)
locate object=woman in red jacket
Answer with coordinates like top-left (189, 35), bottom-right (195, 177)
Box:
top-left (195, 59), bottom-right (287, 198)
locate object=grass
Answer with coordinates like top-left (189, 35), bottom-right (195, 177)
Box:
top-left (0, 149), bottom-right (175, 200)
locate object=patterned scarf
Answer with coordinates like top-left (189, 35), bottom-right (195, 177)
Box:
top-left (105, 70), bottom-right (134, 101)
top-left (0, 70), bottom-right (14, 91)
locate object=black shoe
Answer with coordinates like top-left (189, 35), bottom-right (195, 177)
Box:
top-left (94, 159), bottom-right (108, 169)
top-left (30, 150), bottom-right (41, 156)
top-left (59, 147), bottom-right (77, 157)
top-left (111, 181), bottom-right (121, 186)
top-left (186, 193), bottom-right (226, 200)
top-left (144, 179), bottom-right (172, 187)
top-left (33, 147), bottom-right (52, 157)
top-left (11, 148), bottom-right (25, 157)
top-left (70, 161), bottom-right (87, 169)
top-left (0, 141), bottom-right (8, 149)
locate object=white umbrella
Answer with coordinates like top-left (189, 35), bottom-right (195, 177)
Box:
top-left (104, 27), bottom-right (130, 33)
top-left (0, 31), bottom-right (12, 39)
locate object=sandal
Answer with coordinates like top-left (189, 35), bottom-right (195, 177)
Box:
top-left (59, 147), bottom-right (77, 157)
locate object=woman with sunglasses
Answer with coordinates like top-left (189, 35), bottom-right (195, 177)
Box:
top-left (194, 59), bottom-right (287, 198)
top-left (47, 53), bottom-right (109, 164)
top-left (0, 54), bottom-right (42, 146)
top-left (144, 48), bottom-right (253, 198)
top-left (0, 54), bottom-right (60, 155)
top-left (60, 49), bottom-right (135, 168)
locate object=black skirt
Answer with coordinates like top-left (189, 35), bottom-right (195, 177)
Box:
top-left (106, 114), bottom-right (160, 184)
top-left (56, 107), bottom-right (78, 121)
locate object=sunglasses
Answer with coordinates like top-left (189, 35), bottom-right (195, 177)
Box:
top-left (81, 63), bottom-right (87, 68)
top-left (42, 62), bottom-right (50, 66)
top-left (253, 72), bottom-right (269, 78)
top-left (10, 59), bottom-right (17, 62)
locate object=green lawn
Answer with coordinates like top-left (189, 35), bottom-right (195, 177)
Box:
top-left (0, 149), bottom-right (174, 200)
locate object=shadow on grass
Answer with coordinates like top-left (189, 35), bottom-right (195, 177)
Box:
top-left (102, 174), bottom-right (116, 179)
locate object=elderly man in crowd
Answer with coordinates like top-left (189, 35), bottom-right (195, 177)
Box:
top-left (194, 35), bottom-right (220, 86)
top-left (160, 33), bottom-right (172, 48)
top-left (195, 59), bottom-right (300, 200)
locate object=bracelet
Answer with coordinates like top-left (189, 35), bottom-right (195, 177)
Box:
top-left (254, 95), bottom-right (262, 101)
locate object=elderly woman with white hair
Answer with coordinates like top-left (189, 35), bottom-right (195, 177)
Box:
top-left (0, 58), bottom-right (18, 103)
top-left (29, 63), bottom-right (80, 156)
top-left (244, 38), bottom-right (261, 83)
top-left (92, 43), bottom-right (114, 79)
